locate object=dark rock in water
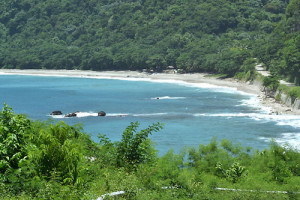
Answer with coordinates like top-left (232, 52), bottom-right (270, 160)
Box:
top-left (51, 110), bottom-right (62, 115)
top-left (65, 112), bottom-right (77, 117)
top-left (98, 111), bottom-right (106, 116)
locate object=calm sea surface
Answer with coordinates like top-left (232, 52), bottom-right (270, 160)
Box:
top-left (1, 75), bottom-right (299, 155)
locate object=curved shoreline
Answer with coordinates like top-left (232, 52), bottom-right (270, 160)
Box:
top-left (0, 69), bottom-right (299, 115)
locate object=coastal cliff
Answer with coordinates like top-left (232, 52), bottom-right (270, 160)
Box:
top-left (250, 78), bottom-right (300, 114)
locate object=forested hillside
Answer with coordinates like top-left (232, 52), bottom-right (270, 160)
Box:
top-left (0, 0), bottom-right (299, 83)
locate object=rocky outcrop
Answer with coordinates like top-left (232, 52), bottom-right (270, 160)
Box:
top-left (50, 111), bottom-right (62, 115)
top-left (65, 112), bottom-right (77, 117)
top-left (51, 110), bottom-right (107, 117)
top-left (254, 67), bottom-right (300, 111)
top-left (293, 99), bottom-right (300, 110)
top-left (98, 111), bottom-right (106, 116)
top-left (276, 91), bottom-right (300, 110)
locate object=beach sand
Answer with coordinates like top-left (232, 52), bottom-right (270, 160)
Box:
top-left (0, 69), bottom-right (299, 115)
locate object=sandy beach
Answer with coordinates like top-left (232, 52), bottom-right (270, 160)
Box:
top-left (0, 69), bottom-right (299, 115)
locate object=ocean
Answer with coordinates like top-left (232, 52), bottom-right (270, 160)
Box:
top-left (0, 74), bottom-right (299, 155)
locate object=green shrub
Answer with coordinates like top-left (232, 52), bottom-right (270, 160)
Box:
top-left (0, 104), bottom-right (35, 193)
top-left (2, 105), bottom-right (300, 199)
top-left (28, 121), bottom-right (84, 185)
top-left (234, 71), bottom-right (256, 82)
top-left (275, 93), bottom-right (282, 101)
top-left (289, 89), bottom-right (298, 104)
top-left (278, 84), bottom-right (290, 93)
top-left (99, 121), bottom-right (163, 171)
top-left (234, 72), bottom-right (246, 80)
top-left (263, 76), bottom-right (280, 91)
top-left (278, 85), bottom-right (300, 103)
top-left (289, 87), bottom-right (300, 103)
top-left (216, 162), bottom-right (247, 183)
top-left (0, 104), bottom-right (31, 173)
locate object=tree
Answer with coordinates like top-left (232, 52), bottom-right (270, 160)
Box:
top-left (146, 55), bottom-right (166, 71)
top-left (0, 0), bottom-right (294, 80)
top-left (286, 0), bottom-right (300, 32)
top-left (263, 75), bottom-right (280, 91)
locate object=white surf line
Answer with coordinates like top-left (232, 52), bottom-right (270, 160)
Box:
top-left (151, 96), bottom-right (186, 100)
top-left (96, 187), bottom-right (299, 199)
top-left (50, 112), bottom-right (170, 118)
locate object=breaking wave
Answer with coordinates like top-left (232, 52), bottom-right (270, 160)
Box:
top-left (151, 96), bottom-right (186, 100)
top-left (238, 96), bottom-right (272, 113)
top-left (194, 112), bottom-right (300, 128)
top-left (259, 133), bottom-right (300, 150)
top-left (50, 112), bottom-right (168, 118)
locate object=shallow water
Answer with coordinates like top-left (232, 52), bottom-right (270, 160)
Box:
top-left (0, 75), bottom-right (299, 155)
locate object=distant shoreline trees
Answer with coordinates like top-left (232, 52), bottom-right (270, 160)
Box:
top-left (0, 0), bottom-right (299, 85)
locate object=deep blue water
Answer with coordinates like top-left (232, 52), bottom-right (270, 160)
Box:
top-left (1, 75), bottom-right (300, 155)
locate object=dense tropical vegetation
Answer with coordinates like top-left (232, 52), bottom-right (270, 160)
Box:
top-left (1, 0), bottom-right (300, 198)
top-left (0, 0), bottom-right (299, 85)
top-left (1, 104), bottom-right (300, 199)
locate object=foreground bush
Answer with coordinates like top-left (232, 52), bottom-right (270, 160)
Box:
top-left (0, 105), bottom-right (299, 199)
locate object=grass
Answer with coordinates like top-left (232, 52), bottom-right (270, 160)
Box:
top-left (204, 74), bottom-right (228, 79)
top-left (278, 85), bottom-right (300, 99)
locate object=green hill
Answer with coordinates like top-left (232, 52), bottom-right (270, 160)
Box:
top-left (0, 0), bottom-right (299, 84)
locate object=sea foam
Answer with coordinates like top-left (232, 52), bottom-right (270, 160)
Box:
top-left (151, 96), bottom-right (186, 100)
top-left (239, 96), bottom-right (272, 113)
top-left (76, 112), bottom-right (98, 118)
top-left (275, 133), bottom-right (300, 150)
top-left (259, 133), bottom-right (300, 151)
top-left (194, 112), bottom-right (300, 128)
top-left (133, 113), bottom-right (168, 117)
top-left (50, 112), bottom-right (169, 118)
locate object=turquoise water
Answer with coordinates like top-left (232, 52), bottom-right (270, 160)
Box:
top-left (0, 74), bottom-right (300, 155)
